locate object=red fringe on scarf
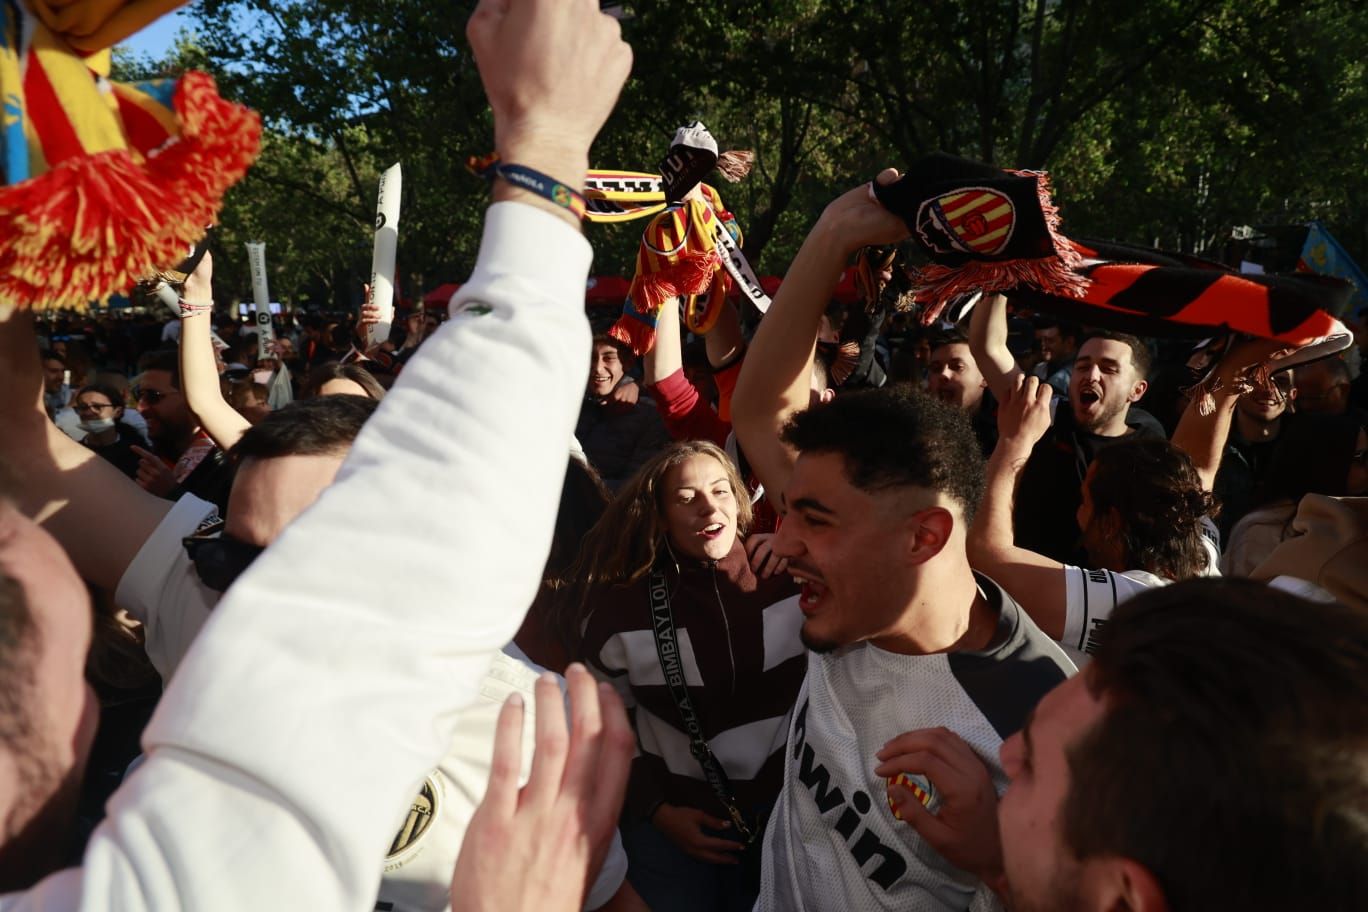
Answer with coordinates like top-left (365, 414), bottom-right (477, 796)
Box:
top-left (0, 71), bottom-right (261, 311)
top-left (612, 248), bottom-right (719, 355)
top-left (911, 169), bottom-right (1088, 324)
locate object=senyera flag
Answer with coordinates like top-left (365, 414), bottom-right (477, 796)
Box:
top-left (0, 0), bottom-right (260, 311)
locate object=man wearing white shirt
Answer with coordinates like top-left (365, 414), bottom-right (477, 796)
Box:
top-left (0, 1), bottom-right (634, 908)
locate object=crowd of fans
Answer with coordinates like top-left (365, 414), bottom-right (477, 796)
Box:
top-left (2, 1), bottom-right (1366, 910)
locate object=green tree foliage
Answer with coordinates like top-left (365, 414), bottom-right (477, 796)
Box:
top-left (121, 0), bottom-right (1367, 307)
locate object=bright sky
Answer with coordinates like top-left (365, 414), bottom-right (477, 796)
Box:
top-left (115, 8), bottom-right (194, 60)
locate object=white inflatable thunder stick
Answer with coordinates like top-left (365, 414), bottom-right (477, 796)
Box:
top-left (367, 163), bottom-right (403, 349)
top-left (245, 242), bottom-right (276, 361)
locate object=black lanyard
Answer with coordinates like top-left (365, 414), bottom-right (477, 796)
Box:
top-left (648, 568), bottom-right (758, 844)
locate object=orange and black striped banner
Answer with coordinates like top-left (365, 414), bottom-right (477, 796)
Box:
top-left (1006, 238), bottom-right (1351, 347)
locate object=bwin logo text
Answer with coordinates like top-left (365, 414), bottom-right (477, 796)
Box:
top-left (791, 700), bottom-right (907, 889)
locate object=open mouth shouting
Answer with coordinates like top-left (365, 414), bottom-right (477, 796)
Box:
top-left (698, 522), bottom-right (728, 541)
top-left (790, 565), bottom-right (829, 616)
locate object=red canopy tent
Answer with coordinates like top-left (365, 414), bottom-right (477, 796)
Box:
top-left (755, 271), bottom-right (861, 305)
top-left (422, 282), bottom-right (462, 306)
top-left (585, 276), bottom-right (631, 307)
top-left (832, 267), bottom-right (861, 305)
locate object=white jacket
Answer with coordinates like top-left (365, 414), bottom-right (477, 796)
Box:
top-left (3, 202), bottom-right (592, 910)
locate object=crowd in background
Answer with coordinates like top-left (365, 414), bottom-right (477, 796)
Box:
top-left (4, 2), bottom-right (1366, 911)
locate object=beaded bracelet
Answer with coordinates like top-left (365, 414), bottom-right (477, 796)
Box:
top-left (467, 154), bottom-right (587, 220)
top-left (179, 297), bottom-right (214, 318)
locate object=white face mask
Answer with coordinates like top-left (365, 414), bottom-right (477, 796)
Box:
top-left (78, 417), bottom-right (117, 434)
top-left (253, 370), bottom-right (274, 385)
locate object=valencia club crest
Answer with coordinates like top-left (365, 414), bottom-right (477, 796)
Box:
top-left (916, 188), bottom-right (1016, 258)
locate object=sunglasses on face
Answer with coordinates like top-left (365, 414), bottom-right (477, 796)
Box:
top-left (136, 388), bottom-right (169, 405)
top-left (182, 522), bottom-right (266, 593)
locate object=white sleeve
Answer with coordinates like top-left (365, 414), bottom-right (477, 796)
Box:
top-left (113, 493), bottom-right (220, 682)
top-left (585, 830), bottom-right (629, 910)
top-left (376, 648), bottom-right (627, 912)
top-left (7, 202), bottom-right (593, 911)
top-left (1061, 566), bottom-right (1157, 663)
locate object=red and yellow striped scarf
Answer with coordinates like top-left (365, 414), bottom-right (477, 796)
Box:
top-left (612, 183), bottom-right (739, 355)
top-left (1, 0), bottom-right (260, 311)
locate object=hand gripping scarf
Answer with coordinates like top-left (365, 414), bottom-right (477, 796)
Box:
top-left (872, 152), bottom-right (1088, 324)
top-left (602, 122), bottom-right (770, 356)
top-left (0, 0), bottom-right (261, 311)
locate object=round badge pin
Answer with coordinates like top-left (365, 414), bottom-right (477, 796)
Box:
top-left (887, 771), bottom-right (941, 818)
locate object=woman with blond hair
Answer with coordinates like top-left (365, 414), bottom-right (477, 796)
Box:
top-left (568, 440), bottom-right (804, 912)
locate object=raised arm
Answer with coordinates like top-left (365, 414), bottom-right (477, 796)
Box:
top-left (644, 296), bottom-right (730, 445)
top-left (642, 295), bottom-right (683, 384)
top-left (18, 1), bottom-right (635, 909)
top-left (1171, 337), bottom-right (1290, 493)
top-left (0, 308), bottom-right (172, 594)
top-left (732, 173), bottom-right (907, 499)
top-left (967, 293), bottom-right (1022, 405)
top-left (967, 374), bottom-right (1067, 639)
top-left (179, 251), bottom-right (253, 451)
top-left (705, 298), bottom-right (745, 368)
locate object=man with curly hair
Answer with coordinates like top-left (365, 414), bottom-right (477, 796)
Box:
top-left (733, 173), bottom-right (1074, 912)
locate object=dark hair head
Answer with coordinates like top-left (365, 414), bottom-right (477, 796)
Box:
top-left (74, 382), bottom-right (125, 413)
top-left (1260, 413), bottom-right (1364, 504)
top-left (1080, 329), bottom-right (1151, 380)
top-left (928, 326), bottom-right (971, 352)
top-left (591, 334), bottom-right (634, 363)
top-left (227, 381), bottom-right (270, 410)
top-left (136, 349), bottom-right (181, 390)
top-left (230, 395), bottom-right (378, 462)
top-left (780, 387), bottom-right (985, 522)
top-left (304, 362), bottom-right (386, 401)
top-left (1088, 438), bottom-right (1213, 579)
top-left (544, 456), bottom-right (611, 586)
top-left (39, 350), bottom-right (65, 367)
top-left (1298, 356), bottom-right (1351, 385)
top-left (1034, 318), bottom-right (1080, 341)
top-left (1064, 578), bottom-right (1368, 911)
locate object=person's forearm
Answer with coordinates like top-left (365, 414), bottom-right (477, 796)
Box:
top-left (705, 299), bottom-right (744, 368)
top-left (968, 434), bottom-right (1068, 639)
top-left (968, 293), bottom-right (1021, 402)
top-left (972, 446), bottom-right (1031, 561)
top-left (732, 219), bottom-right (845, 495)
top-left (643, 296), bottom-right (682, 384)
top-left (181, 312), bottom-right (251, 451)
top-left (1171, 376), bottom-right (1240, 494)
